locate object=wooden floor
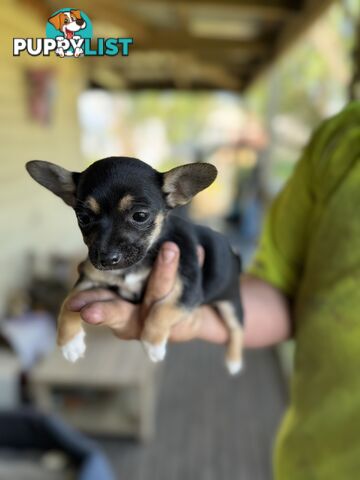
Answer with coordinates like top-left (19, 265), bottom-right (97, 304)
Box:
top-left (98, 340), bottom-right (287, 480)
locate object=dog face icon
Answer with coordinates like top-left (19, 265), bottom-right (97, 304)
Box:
top-left (48, 10), bottom-right (86, 40)
top-left (48, 9), bottom-right (87, 57)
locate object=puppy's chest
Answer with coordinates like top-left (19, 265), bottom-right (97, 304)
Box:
top-left (80, 260), bottom-right (151, 303)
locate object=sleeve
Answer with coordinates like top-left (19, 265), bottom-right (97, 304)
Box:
top-left (247, 142), bottom-right (314, 298)
top-left (247, 102), bottom-right (360, 297)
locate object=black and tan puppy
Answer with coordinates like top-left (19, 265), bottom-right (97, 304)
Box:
top-left (26, 157), bottom-right (244, 374)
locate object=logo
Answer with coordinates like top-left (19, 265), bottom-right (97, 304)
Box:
top-left (13, 8), bottom-right (133, 57)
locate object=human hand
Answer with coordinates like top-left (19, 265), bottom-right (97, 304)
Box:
top-left (66, 242), bottom-right (225, 343)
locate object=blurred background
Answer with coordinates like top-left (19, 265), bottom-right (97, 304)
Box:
top-left (1, 0), bottom-right (360, 478)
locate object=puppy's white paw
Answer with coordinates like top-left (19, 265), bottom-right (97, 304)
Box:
top-left (142, 340), bottom-right (167, 363)
top-left (62, 330), bottom-right (86, 362)
top-left (226, 359), bottom-right (243, 375)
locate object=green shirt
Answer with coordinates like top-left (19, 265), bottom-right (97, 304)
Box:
top-left (248, 102), bottom-right (360, 480)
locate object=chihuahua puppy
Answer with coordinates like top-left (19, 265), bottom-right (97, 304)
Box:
top-left (26, 157), bottom-right (243, 374)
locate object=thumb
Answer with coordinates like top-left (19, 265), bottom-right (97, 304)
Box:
top-left (143, 242), bottom-right (180, 309)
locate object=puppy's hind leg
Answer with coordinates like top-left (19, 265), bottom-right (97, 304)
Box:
top-left (215, 300), bottom-right (244, 375)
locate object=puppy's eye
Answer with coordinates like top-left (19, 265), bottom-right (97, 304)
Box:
top-left (64, 18), bottom-right (69, 24)
top-left (132, 211), bottom-right (149, 223)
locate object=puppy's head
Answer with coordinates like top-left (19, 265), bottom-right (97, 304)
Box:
top-left (48, 10), bottom-right (86, 39)
top-left (26, 157), bottom-right (217, 270)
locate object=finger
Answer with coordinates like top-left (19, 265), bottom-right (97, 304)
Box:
top-left (67, 288), bottom-right (118, 311)
top-left (80, 300), bottom-right (141, 340)
top-left (80, 298), bottom-right (132, 325)
top-left (197, 245), bottom-right (205, 267)
top-left (145, 242), bottom-right (180, 305)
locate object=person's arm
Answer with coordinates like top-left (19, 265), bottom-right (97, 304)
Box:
top-left (169, 273), bottom-right (291, 347)
top-left (67, 242), bottom-right (292, 348)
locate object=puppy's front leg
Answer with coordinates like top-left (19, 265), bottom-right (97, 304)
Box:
top-left (57, 282), bottom-right (92, 362)
top-left (141, 277), bottom-right (186, 362)
top-left (141, 302), bottom-right (187, 363)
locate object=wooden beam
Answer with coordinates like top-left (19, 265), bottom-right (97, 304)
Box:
top-left (99, 53), bottom-right (242, 90)
top-left (122, 0), bottom-right (302, 21)
top-left (243, 0), bottom-right (336, 91)
top-left (123, 80), bottom-right (243, 92)
top-left (167, 54), bottom-right (242, 90)
top-left (48, 0), bottom-right (152, 39)
top-left (133, 32), bottom-right (268, 54)
top-left (157, 0), bottom-right (301, 6)
top-left (187, 58), bottom-right (241, 90)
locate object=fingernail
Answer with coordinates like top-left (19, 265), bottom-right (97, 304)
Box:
top-left (161, 247), bottom-right (177, 264)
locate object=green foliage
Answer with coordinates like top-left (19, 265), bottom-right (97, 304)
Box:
top-left (248, 3), bottom-right (354, 128)
top-left (127, 91), bottom-right (216, 145)
top-left (247, 2), bottom-right (357, 185)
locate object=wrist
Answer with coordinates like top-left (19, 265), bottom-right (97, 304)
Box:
top-left (196, 306), bottom-right (229, 344)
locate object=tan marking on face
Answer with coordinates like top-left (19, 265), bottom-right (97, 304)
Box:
top-left (70, 9), bottom-right (82, 20)
top-left (86, 196), bottom-right (100, 214)
top-left (118, 194), bottom-right (134, 212)
top-left (216, 301), bottom-right (243, 365)
top-left (148, 212), bottom-right (165, 247)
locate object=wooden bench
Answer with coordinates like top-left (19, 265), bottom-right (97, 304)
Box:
top-left (29, 326), bottom-right (161, 441)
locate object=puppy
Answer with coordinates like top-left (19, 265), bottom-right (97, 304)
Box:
top-left (48, 10), bottom-right (86, 57)
top-left (26, 157), bottom-right (244, 375)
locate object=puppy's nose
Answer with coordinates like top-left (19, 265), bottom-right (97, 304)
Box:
top-left (99, 252), bottom-right (121, 268)
top-left (76, 19), bottom-right (84, 26)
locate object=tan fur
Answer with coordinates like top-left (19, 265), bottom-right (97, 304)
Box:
top-left (56, 260), bottom-right (152, 347)
top-left (216, 301), bottom-right (243, 365)
top-left (141, 277), bottom-right (185, 345)
top-left (162, 169), bottom-right (188, 207)
top-left (86, 196), bottom-right (100, 214)
top-left (148, 212), bottom-right (165, 247)
top-left (57, 301), bottom-right (82, 346)
top-left (162, 163), bottom-right (216, 208)
top-left (118, 194), bottom-right (134, 211)
top-left (70, 9), bottom-right (82, 20)
top-left (48, 12), bottom-right (65, 31)
top-left (48, 10), bottom-right (82, 31)
top-left (82, 259), bottom-right (150, 300)
top-left (56, 280), bottom-right (93, 346)
top-left (142, 304), bottom-right (187, 345)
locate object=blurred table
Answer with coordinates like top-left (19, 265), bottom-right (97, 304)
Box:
top-left (29, 326), bottom-right (160, 441)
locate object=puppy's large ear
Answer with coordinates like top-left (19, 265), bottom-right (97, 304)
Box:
top-left (26, 160), bottom-right (79, 207)
top-left (48, 12), bottom-right (63, 31)
top-left (162, 162), bottom-right (217, 208)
